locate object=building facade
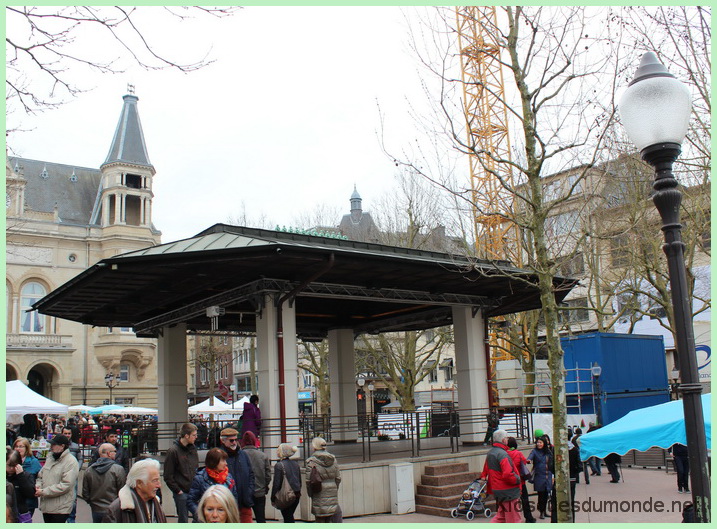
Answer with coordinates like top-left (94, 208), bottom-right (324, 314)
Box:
top-left (6, 93), bottom-right (162, 406)
top-left (498, 156), bottom-right (712, 398)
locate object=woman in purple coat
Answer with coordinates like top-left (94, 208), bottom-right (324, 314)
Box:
top-left (241, 395), bottom-right (262, 438)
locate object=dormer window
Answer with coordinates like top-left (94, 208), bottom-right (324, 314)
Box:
top-left (69, 170), bottom-right (77, 182)
top-left (40, 167), bottom-right (49, 179)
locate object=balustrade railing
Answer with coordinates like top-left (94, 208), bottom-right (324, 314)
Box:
top-left (113, 406), bottom-right (531, 464)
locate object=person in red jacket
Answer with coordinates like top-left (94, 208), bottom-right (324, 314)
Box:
top-left (480, 429), bottom-right (522, 523)
top-left (506, 436), bottom-right (536, 523)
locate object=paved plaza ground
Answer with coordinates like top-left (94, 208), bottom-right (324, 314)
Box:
top-left (34, 465), bottom-right (689, 523)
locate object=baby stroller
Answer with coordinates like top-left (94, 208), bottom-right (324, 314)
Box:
top-left (451, 478), bottom-right (492, 520)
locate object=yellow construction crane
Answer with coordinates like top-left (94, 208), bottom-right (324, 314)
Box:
top-left (455, 7), bottom-right (521, 371)
top-left (455, 6), bottom-right (519, 265)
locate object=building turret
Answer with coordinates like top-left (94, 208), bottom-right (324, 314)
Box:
top-left (95, 90), bottom-right (155, 228)
top-left (350, 185), bottom-right (362, 223)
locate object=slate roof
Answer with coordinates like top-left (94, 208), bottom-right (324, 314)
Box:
top-left (102, 94), bottom-right (153, 169)
top-left (33, 223), bottom-right (578, 338)
top-left (9, 157), bottom-right (102, 226)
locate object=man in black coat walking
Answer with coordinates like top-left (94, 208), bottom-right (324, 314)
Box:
top-left (163, 423), bottom-right (199, 523)
top-left (218, 427), bottom-right (255, 523)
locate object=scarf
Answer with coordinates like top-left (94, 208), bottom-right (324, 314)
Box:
top-left (206, 466), bottom-right (229, 484)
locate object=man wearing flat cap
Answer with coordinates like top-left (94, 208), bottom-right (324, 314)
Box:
top-left (35, 434), bottom-right (79, 523)
top-left (218, 427), bottom-right (255, 522)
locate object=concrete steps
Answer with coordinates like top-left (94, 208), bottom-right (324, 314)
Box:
top-left (414, 462), bottom-right (492, 518)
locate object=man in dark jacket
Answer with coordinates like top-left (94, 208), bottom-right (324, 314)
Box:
top-left (480, 429), bottom-right (522, 523)
top-left (90, 430), bottom-right (129, 472)
top-left (163, 423), bottom-right (199, 523)
top-left (569, 435), bottom-right (583, 522)
top-left (604, 452), bottom-right (621, 483)
top-left (669, 443), bottom-right (690, 494)
top-left (241, 431), bottom-right (271, 522)
top-left (219, 427), bottom-right (255, 523)
top-left (82, 443), bottom-right (127, 522)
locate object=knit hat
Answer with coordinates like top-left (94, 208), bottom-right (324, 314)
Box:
top-left (241, 431), bottom-right (258, 448)
top-left (277, 443), bottom-right (298, 459)
top-left (534, 429), bottom-right (544, 439)
top-left (311, 437), bottom-right (327, 451)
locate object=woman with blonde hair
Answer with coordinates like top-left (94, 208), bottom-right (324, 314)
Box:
top-left (197, 485), bottom-right (241, 523)
top-left (11, 437), bottom-right (41, 517)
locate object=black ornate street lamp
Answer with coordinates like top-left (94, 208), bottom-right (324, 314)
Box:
top-left (619, 51), bottom-right (710, 523)
top-left (591, 362), bottom-right (602, 426)
top-left (105, 372), bottom-right (120, 405)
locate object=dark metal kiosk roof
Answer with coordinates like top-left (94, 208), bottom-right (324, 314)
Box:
top-left (34, 224), bottom-right (576, 339)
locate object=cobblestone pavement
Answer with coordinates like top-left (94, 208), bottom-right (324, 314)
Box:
top-left (37, 466), bottom-right (688, 523)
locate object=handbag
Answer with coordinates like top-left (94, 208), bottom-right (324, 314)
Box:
top-left (272, 462), bottom-right (297, 510)
top-left (309, 464), bottom-right (322, 494)
top-left (18, 511), bottom-right (33, 523)
top-left (519, 461), bottom-right (532, 481)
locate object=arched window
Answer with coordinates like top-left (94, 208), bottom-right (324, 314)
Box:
top-left (21, 282), bottom-right (46, 333)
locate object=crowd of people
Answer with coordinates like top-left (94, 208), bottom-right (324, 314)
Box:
top-left (481, 423), bottom-right (691, 523)
top-left (6, 395), bottom-right (344, 524)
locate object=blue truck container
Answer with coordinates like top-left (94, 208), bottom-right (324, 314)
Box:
top-left (560, 332), bottom-right (670, 425)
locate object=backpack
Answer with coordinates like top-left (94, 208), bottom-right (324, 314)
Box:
top-left (309, 464), bottom-right (323, 494)
top-left (272, 462), bottom-right (298, 510)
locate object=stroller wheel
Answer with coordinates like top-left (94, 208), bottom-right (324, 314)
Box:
top-left (466, 510), bottom-right (475, 521)
top-left (450, 508), bottom-right (459, 518)
top-left (484, 508), bottom-right (492, 518)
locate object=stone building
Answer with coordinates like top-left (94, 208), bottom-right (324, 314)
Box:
top-left (6, 92), bottom-right (162, 406)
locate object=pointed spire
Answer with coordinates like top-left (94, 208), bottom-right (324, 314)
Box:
top-left (350, 184), bottom-right (362, 214)
top-left (102, 93), bottom-right (153, 170)
top-left (350, 185), bottom-right (363, 223)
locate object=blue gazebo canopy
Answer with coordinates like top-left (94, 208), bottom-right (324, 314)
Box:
top-left (580, 394), bottom-right (711, 460)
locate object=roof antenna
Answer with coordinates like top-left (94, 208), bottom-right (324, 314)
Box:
top-left (127, 83), bottom-right (135, 95)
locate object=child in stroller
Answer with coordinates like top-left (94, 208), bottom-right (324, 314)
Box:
top-left (451, 478), bottom-right (492, 520)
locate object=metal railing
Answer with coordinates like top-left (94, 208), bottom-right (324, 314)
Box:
top-left (114, 406), bottom-right (531, 464)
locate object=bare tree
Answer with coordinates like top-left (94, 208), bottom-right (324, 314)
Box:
top-left (298, 341), bottom-right (331, 416)
top-left (6, 6), bottom-right (238, 118)
top-left (226, 202), bottom-right (275, 230)
top-left (357, 329), bottom-right (452, 411)
top-left (621, 6), bottom-right (711, 173)
top-left (292, 203), bottom-right (342, 232)
top-left (393, 7), bottom-right (623, 521)
top-left (191, 335), bottom-right (233, 409)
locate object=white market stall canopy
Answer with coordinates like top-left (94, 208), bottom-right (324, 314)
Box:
top-left (5, 380), bottom-right (69, 416)
top-left (113, 406), bottom-right (158, 415)
top-left (231, 396), bottom-right (250, 409)
top-left (68, 404), bottom-right (94, 412)
top-left (189, 397), bottom-right (242, 414)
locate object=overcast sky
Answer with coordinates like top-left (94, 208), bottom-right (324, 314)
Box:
top-left (8, 6), bottom-right (430, 243)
